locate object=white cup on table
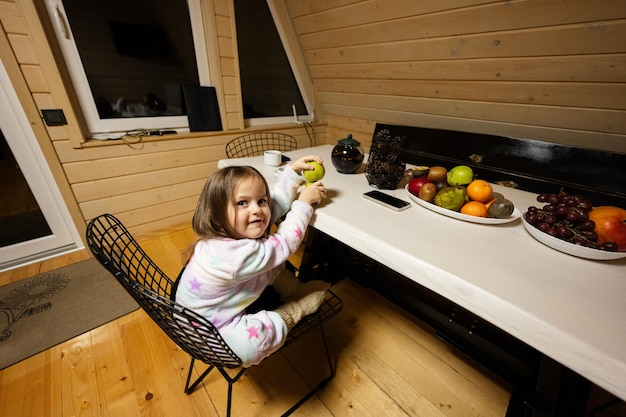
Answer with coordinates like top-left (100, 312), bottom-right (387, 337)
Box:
top-left (264, 150), bottom-right (282, 166)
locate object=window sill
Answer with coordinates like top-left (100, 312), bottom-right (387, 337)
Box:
top-left (80, 130), bottom-right (215, 147)
top-left (80, 123), bottom-right (314, 148)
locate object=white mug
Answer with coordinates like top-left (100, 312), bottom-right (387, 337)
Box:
top-left (264, 150), bottom-right (282, 166)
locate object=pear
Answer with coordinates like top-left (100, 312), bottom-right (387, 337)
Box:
top-left (434, 186), bottom-right (467, 211)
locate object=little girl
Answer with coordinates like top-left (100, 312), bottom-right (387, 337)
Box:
top-left (175, 155), bottom-right (331, 367)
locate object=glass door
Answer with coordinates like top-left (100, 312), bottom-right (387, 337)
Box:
top-left (0, 60), bottom-right (81, 271)
top-left (0, 130), bottom-right (52, 246)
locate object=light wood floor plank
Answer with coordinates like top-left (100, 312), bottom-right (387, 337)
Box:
top-left (59, 331), bottom-right (100, 416)
top-left (90, 322), bottom-right (141, 417)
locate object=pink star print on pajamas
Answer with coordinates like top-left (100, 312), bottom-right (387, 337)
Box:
top-left (246, 326), bottom-right (259, 339)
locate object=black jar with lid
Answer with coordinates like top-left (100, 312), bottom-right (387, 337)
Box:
top-left (331, 134), bottom-right (365, 174)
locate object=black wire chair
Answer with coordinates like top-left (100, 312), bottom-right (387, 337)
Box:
top-left (225, 132), bottom-right (298, 158)
top-left (85, 214), bottom-right (342, 417)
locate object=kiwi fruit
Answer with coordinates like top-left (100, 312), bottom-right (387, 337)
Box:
top-left (487, 198), bottom-right (514, 218)
top-left (427, 166), bottom-right (448, 181)
top-left (418, 182), bottom-right (437, 202)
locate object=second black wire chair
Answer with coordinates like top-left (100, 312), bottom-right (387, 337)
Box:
top-left (225, 132), bottom-right (298, 158)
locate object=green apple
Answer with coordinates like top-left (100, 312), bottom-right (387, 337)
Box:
top-left (447, 165), bottom-right (474, 186)
top-left (303, 161), bottom-right (325, 182)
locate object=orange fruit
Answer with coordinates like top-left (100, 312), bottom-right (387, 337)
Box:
top-left (466, 179), bottom-right (493, 203)
top-left (460, 201), bottom-right (488, 217)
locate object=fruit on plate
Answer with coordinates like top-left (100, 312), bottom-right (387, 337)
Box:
top-left (460, 201), bottom-right (488, 217)
top-left (418, 182), bottom-right (438, 202)
top-left (488, 198), bottom-right (515, 219)
top-left (588, 206), bottom-right (626, 251)
top-left (523, 190), bottom-right (621, 252)
top-left (303, 161), bottom-right (325, 182)
top-left (403, 167), bottom-right (429, 182)
top-left (407, 163), bottom-right (516, 218)
top-left (486, 192), bottom-right (505, 207)
top-left (434, 185), bottom-right (467, 211)
top-left (411, 166), bottom-right (430, 177)
top-left (407, 176), bottom-right (432, 196)
top-left (447, 165), bottom-right (474, 186)
top-left (433, 179), bottom-right (449, 191)
top-left (466, 179), bottom-right (493, 203)
top-left (427, 166), bottom-right (447, 182)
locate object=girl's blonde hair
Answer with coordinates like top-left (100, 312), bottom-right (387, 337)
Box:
top-left (183, 166), bottom-right (270, 262)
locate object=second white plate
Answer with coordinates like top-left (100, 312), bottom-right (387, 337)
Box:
top-left (521, 215), bottom-right (626, 260)
top-left (405, 185), bottom-right (520, 224)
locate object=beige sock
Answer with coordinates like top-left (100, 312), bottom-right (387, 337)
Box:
top-left (272, 270), bottom-right (330, 302)
top-left (275, 290), bottom-right (326, 330)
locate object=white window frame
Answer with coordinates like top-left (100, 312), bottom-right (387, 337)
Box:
top-left (44, 0), bottom-right (212, 137)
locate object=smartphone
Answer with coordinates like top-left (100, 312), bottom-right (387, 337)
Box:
top-left (363, 190), bottom-right (411, 211)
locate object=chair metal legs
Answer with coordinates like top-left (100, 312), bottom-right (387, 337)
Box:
top-left (185, 358), bottom-right (246, 417)
top-left (184, 320), bottom-right (336, 417)
top-left (281, 318), bottom-right (336, 417)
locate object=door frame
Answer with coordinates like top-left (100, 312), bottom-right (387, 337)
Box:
top-left (0, 59), bottom-right (83, 271)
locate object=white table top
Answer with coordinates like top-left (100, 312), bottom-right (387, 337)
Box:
top-left (219, 145), bottom-right (626, 400)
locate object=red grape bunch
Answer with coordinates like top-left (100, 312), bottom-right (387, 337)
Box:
top-left (523, 191), bottom-right (619, 252)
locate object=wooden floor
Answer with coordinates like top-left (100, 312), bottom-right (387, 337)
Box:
top-left (0, 227), bottom-right (513, 417)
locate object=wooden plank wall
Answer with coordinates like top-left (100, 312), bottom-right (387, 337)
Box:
top-left (55, 126), bottom-right (323, 239)
top-left (288, 0), bottom-right (626, 153)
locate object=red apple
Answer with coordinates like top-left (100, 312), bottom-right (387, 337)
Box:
top-left (588, 206), bottom-right (626, 251)
top-left (407, 176), bottom-right (432, 197)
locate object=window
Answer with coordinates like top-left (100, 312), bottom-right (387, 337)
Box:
top-left (44, 0), bottom-right (311, 137)
top-left (44, 0), bottom-right (207, 136)
top-left (234, 0), bottom-right (307, 122)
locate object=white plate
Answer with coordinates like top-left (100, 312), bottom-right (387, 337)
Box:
top-left (405, 185), bottom-right (520, 224)
top-left (521, 215), bottom-right (626, 260)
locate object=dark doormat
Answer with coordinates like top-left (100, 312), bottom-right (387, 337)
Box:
top-left (0, 258), bottom-right (138, 369)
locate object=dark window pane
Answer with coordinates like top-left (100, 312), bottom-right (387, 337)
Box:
top-left (63, 0), bottom-right (200, 119)
top-left (234, 0), bottom-right (307, 118)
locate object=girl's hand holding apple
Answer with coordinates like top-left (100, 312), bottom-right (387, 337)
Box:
top-left (290, 155), bottom-right (327, 205)
top-left (290, 155), bottom-right (324, 178)
top-left (299, 181), bottom-right (327, 205)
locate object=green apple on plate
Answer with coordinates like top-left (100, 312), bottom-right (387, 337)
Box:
top-left (447, 165), bottom-right (474, 186)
